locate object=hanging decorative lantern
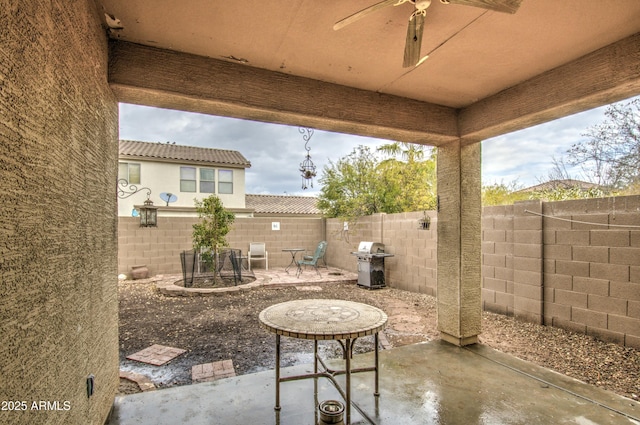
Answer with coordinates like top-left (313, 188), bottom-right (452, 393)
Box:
top-left (298, 127), bottom-right (317, 190)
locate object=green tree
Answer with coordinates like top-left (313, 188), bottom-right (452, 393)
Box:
top-left (192, 195), bottom-right (235, 271)
top-left (317, 145), bottom-right (382, 220)
top-left (481, 181), bottom-right (529, 206)
top-left (377, 142), bottom-right (437, 212)
top-left (317, 143), bottom-right (438, 219)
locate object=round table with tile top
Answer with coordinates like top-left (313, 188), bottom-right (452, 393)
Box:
top-left (259, 299), bottom-right (388, 424)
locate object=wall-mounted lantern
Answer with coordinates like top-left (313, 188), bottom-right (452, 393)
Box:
top-left (418, 211), bottom-right (431, 230)
top-left (117, 178), bottom-right (157, 228)
top-left (138, 197), bottom-right (158, 227)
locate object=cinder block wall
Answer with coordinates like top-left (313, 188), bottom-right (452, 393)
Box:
top-left (481, 204), bottom-right (515, 315)
top-left (482, 196), bottom-right (640, 349)
top-left (119, 197), bottom-right (639, 349)
top-left (0, 2), bottom-right (119, 424)
top-left (381, 212), bottom-right (437, 295)
top-left (118, 217), bottom-right (324, 275)
top-left (325, 212), bottom-right (437, 295)
top-left (324, 215), bottom-right (381, 273)
top-left (542, 196), bottom-right (640, 348)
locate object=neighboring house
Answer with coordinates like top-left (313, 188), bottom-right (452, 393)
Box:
top-left (118, 140), bottom-right (253, 217)
top-left (516, 179), bottom-right (600, 193)
top-left (118, 140), bottom-right (321, 218)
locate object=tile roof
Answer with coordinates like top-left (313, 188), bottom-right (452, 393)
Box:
top-left (517, 179), bottom-right (599, 193)
top-left (245, 194), bottom-right (321, 215)
top-left (119, 140), bottom-right (251, 168)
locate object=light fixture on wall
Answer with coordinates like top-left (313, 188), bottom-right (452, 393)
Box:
top-left (117, 178), bottom-right (158, 227)
top-left (138, 197), bottom-right (158, 227)
top-left (418, 211), bottom-right (431, 230)
top-left (298, 127), bottom-right (317, 190)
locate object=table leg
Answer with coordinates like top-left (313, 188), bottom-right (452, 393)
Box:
top-left (314, 340), bottom-right (318, 374)
top-left (374, 332), bottom-right (380, 397)
top-left (275, 334), bottom-right (281, 411)
top-left (345, 338), bottom-right (351, 425)
top-left (284, 251), bottom-right (297, 273)
top-left (314, 340), bottom-right (318, 425)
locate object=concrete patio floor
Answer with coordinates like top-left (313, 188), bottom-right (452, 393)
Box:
top-left (108, 340), bottom-right (639, 425)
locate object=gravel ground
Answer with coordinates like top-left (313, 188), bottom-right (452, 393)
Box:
top-left (118, 279), bottom-right (639, 401)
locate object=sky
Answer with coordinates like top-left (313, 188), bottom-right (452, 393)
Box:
top-left (119, 96), bottom-right (638, 196)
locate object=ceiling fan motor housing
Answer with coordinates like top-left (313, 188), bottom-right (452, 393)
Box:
top-left (415, 0), bottom-right (432, 11)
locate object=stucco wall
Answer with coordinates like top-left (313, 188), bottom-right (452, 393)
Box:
top-left (0, 2), bottom-right (118, 424)
top-left (118, 216), bottom-right (324, 275)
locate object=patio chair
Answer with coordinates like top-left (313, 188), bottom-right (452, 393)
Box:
top-left (248, 242), bottom-right (268, 270)
top-left (303, 240), bottom-right (327, 268)
top-left (297, 241), bottom-right (327, 277)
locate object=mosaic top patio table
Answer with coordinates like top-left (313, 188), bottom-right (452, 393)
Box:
top-left (259, 299), bottom-right (388, 424)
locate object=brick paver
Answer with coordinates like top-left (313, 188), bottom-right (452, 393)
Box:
top-left (192, 360), bottom-right (236, 382)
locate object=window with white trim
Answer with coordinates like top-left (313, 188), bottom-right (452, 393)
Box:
top-left (218, 169), bottom-right (233, 194)
top-left (180, 166), bottom-right (197, 192)
top-left (200, 168), bottom-right (215, 193)
top-left (118, 162), bottom-right (141, 184)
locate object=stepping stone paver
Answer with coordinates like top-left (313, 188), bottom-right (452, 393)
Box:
top-left (126, 344), bottom-right (186, 366)
top-left (192, 360), bottom-right (236, 383)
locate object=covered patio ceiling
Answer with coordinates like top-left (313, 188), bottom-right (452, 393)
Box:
top-left (98, 0), bottom-right (640, 145)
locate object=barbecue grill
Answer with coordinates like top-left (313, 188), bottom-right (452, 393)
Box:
top-left (351, 241), bottom-right (394, 289)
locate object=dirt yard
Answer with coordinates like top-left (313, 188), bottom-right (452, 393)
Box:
top-left (118, 278), bottom-right (639, 401)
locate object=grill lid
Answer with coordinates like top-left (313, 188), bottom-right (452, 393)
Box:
top-left (357, 241), bottom-right (385, 254)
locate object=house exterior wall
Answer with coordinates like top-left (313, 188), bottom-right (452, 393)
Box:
top-left (117, 159), bottom-right (246, 217)
top-left (0, 2), bottom-right (118, 425)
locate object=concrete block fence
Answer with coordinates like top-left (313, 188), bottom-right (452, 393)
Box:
top-left (482, 196), bottom-right (640, 349)
top-left (118, 216), bottom-right (325, 276)
top-left (118, 195), bottom-right (640, 348)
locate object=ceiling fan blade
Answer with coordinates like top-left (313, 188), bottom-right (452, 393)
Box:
top-left (403, 12), bottom-right (425, 68)
top-left (442, 0), bottom-right (523, 14)
top-left (333, 0), bottom-right (400, 31)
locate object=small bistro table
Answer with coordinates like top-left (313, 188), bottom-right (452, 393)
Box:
top-left (281, 248), bottom-right (305, 274)
top-left (259, 299), bottom-right (388, 424)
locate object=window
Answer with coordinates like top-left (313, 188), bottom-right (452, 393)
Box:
top-left (218, 169), bottom-right (233, 194)
top-left (119, 162), bottom-right (141, 184)
top-left (180, 166), bottom-right (196, 192)
top-left (200, 168), bottom-right (215, 193)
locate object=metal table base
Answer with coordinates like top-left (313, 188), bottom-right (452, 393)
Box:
top-left (274, 334), bottom-right (381, 424)
top-left (260, 299), bottom-right (387, 425)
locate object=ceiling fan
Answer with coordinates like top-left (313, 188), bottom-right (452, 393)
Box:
top-left (334, 0), bottom-right (523, 68)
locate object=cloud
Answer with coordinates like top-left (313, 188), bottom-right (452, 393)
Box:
top-left (482, 106), bottom-right (610, 187)
top-left (120, 95), bottom-right (639, 194)
top-left (119, 104), bottom-right (385, 195)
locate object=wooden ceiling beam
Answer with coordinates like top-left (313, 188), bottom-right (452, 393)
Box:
top-left (459, 33), bottom-right (640, 143)
top-left (108, 41), bottom-right (459, 146)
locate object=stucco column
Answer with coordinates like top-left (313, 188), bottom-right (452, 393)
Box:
top-left (437, 140), bottom-right (482, 346)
